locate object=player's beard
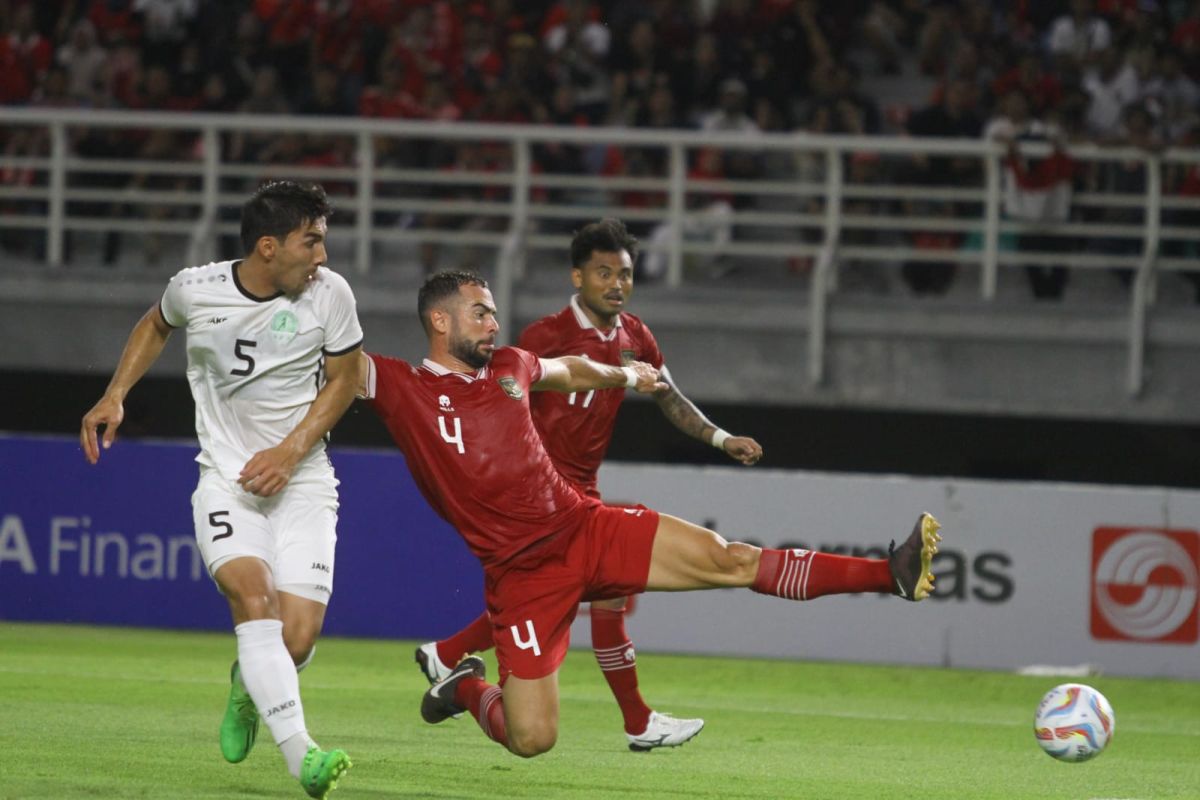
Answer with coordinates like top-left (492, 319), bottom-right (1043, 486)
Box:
top-left (450, 333), bottom-right (493, 369)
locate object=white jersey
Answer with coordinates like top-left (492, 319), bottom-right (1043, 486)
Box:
top-left (159, 259), bottom-right (363, 482)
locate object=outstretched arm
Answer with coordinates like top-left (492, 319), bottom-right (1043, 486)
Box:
top-left (80, 303), bottom-right (174, 464)
top-left (237, 345), bottom-right (363, 497)
top-left (654, 369), bottom-right (763, 465)
top-left (532, 356), bottom-right (668, 395)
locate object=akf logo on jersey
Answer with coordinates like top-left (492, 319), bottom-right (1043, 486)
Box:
top-left (1090, 527), bottom-right (1200, 644)
top-left (269, 310), bottom-right (299, 345)
top-left (620, 349), bottom-right (636, 366)
top-left (497, 376), bottom-right (523, 399)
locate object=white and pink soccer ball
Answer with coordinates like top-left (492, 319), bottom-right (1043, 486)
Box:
top-left (1034, 683), bottom-right (1115, 762)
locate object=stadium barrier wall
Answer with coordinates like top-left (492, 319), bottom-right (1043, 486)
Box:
top-left (587, 462), bottom-right (1200, 680)
top-left (3, 434), bottom-right (1196, 679)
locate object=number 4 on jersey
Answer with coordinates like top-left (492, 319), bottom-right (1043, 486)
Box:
top-left (511, 620), bottom-right (541, 656)
top-left (439, 415), bottom-right (465, 454)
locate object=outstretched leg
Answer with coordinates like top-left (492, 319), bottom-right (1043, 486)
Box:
top-left (646, 512), bottom-right (941, 601)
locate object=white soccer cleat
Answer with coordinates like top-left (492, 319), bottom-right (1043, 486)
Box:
top-left (414, 641), bottom-right (454, 684)
top-left (626, 711), bottom-right (705, 752)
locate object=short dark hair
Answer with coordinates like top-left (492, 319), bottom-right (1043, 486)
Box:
top-left (240, 181), bottom-right (333, 255)
top-left (418, 270), bottom-right (489, 334)
top-left (569, 218), bottom-right (638, 269)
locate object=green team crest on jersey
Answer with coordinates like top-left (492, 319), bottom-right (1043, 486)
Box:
top-left (498, 376), bottom-right (524, 399)
top-left (269, 310), bottom-right (299, 345)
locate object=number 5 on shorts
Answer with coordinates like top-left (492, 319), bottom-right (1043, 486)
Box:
top-left (511, 619), bottom-right (541, 657)
top-left (209, 510), bottom-right (233, 542)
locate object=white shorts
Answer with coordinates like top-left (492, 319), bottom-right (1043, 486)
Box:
top-left (191, 466), bottom-right (339, 604)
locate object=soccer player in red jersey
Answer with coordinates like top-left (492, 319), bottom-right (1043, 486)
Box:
top-left (359, 270), bottom-right (941, 759)
top-left (413, 219), bottom-right (762, 751)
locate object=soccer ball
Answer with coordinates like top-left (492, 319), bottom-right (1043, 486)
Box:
top-left (1033, 683), bottom-right (1115, 762)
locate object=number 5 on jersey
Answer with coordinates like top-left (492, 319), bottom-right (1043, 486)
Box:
top-left (231, 339), bottom-right (257, 376)
top-left (209, 511), bottom-right (233, 542)
top-left (439, 415), bottom-right (465, 454)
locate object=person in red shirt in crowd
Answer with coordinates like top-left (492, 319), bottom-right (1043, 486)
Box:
top-left (992, 50), bottom-right (1064, 115)
top-left (456, 6), bottom-right (504, 114)
top-left (413, 220), bottom-right (761, 751)
top-left (358, 58), bottom-right (424, 119)
top-left (255, 0), bottom-right (334, 102)
top-left (312, 0), bottom-right (366, 97)
top-left (357, 270), bottom-right (942, 759)
top-left (0, 3), bottom-right (53, 105)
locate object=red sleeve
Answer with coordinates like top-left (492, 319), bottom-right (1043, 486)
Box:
top-left (509, 346), bottom-right (544, 387)
top-left (366, 353), bottom-right (408, 419)
top-left (633, 318), bottom-right (665, 369)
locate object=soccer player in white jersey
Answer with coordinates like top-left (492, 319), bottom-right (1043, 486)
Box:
top-left (80, 181), bottom-right (361, 799)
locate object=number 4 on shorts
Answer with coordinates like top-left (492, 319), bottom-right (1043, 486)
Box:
top-left (510, 620), bottom-right (541, 656)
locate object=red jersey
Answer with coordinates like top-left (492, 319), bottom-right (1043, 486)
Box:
top-left (519, 296), bottom-right (664, 497)
top-left (366, 346), bottom-right (600, 570)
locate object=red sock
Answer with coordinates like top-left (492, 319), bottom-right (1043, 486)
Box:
top-left (751, 548), bottom-right (891, 600)
top-left (454, 677), bottom-right (508, 748)
top-left (436, 612), bottom-right (494, 667)
top-left (591, 606), bottom-right (652, 734)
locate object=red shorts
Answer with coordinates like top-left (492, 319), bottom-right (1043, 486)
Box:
top-left (486, 504), bottom-right (659, 682)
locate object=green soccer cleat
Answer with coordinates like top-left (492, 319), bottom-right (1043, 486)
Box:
top-left (219, 661), bottom-right (259, 764)
top-left (300, 747), bottom-right (352, 799)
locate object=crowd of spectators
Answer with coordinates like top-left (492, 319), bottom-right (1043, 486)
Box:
top-left (2, 0), bottom-right (1199, 299)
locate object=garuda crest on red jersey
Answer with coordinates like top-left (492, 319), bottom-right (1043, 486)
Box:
top-left (497, 376), bottom-right (524, 399)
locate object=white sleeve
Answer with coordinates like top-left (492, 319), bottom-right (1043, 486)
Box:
top-left (159, 272), bottom-right (189, 328)
top-left (320, 270), bottom-right (364, 355)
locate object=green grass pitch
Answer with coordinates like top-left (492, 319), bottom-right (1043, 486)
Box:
top-left (1, 622), bottom-right (1197, 799)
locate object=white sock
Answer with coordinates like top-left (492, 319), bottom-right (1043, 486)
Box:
top-left (280, 732), bottom-right (315, 777)
top-left (235, 619), bottom-right (315, 777)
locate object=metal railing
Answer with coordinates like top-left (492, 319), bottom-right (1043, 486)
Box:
top-left (3, 107), bottom-right (1199, 396)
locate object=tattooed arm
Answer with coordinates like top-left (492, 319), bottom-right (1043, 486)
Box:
top-left (653, 367), bottom-right (763, 465)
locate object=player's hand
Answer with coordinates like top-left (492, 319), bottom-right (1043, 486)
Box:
top-left (723, 435), bottom-right (763, 466)
top-left (627, 361), bottom-right (669, 394)
top-left (80, 395), bottom-right (125, 464)
top-left (238, 445), bottom-right (300, 497)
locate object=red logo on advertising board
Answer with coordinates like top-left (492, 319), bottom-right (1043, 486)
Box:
top-left (1091, 528), bottom-right (1200, 644)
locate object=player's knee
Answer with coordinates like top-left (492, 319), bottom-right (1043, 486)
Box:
top-left (710, 540), bottom-right (760, 582)
top-left (228, 589), bottom-right (277, 622)
top-left (508, 725), bottom-right (557, 758)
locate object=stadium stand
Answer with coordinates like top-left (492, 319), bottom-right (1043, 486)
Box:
top-left (3, 0), bottom-right (1200, 432)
